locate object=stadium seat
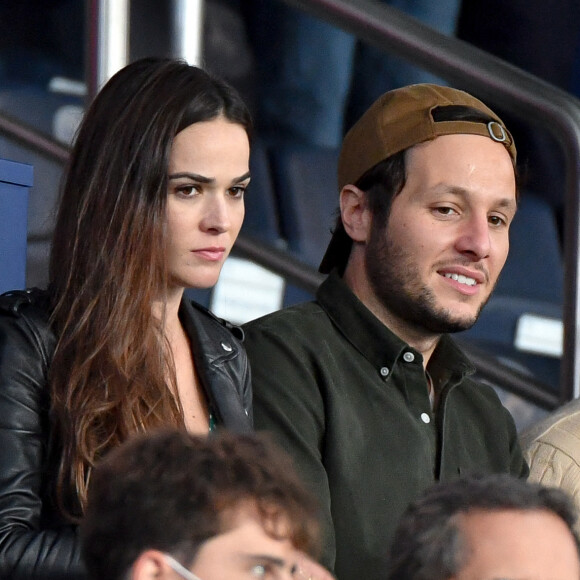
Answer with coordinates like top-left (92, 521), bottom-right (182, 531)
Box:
top-left (0, 84), bottom-right (82, 289)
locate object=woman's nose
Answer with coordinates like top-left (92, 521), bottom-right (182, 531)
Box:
top-left (200, 195), bottom-right (231, 233)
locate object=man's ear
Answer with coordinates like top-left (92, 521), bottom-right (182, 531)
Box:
top-left (340, 185), bottom-right (371, 243)
top-left (131, 550), bottom-right (173, 580)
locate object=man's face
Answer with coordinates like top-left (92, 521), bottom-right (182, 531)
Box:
top-left (365, 134), bottom-right (517, 335)
top-left (451, 508), bottom-right (580, 580)
top-left (186, 506), bottom-right (299, 580)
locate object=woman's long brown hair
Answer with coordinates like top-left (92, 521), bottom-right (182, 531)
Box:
top-left (48, 58), bottom-right (252, 520)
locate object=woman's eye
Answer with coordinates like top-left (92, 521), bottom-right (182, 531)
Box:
top-left (175, 185), bottom-right (199, 197)
top-left (229, 186), bottom-right (246, 198)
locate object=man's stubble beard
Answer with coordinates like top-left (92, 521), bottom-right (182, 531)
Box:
top-left (365, 222), bottom-right (495, 335)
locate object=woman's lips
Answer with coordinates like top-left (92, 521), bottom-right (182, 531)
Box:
top-left (192, 248), bottom-right (226, 261)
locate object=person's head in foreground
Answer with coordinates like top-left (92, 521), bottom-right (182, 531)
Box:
top-left (81, 429), bottom-right (322, 580)
top-left (320, 84), bottom-right (518, 343)
top-left (386, 474), bottom-right (580, 580)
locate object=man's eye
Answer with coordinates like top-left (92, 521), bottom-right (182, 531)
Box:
top-left (489, 215), bottom-right (506, 226)
top-left (435, 206), bottom-right (456, 216)
top-left (250, 564), bottom-right (266, 577)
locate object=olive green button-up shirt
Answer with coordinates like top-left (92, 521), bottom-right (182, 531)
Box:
top-left (243, 272), bottom-right (528, 580)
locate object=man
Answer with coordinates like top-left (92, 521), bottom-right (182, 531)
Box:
top-left (243, 84), bottom-right (527, 580)
top-left (80, 429), bottom-right (333, 580)
top-left (386, 474), bottom-right (580, 579)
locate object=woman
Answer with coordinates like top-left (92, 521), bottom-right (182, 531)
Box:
top-left (0, 57), bottom-right (253, 578)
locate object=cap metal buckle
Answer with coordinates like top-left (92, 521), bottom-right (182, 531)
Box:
top-left (487, 121), bottom-right (508, 144)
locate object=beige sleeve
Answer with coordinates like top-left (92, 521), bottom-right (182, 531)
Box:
top-left (525, 441), bottom-right (580, 534)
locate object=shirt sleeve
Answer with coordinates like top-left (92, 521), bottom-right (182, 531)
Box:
top-left (0, 311), bottom-right (86, 579)
top-left (526, 441), bottom-right (580, 508)
top-left (243, 316), bottom-right (336, 572)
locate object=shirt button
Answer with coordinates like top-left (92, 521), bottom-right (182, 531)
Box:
top-left (421, 412), bottom-right (431, 424)
top-left (403, 351), bottom-right (415, 363)
top-left (380, 367), bottom-right (390, 377)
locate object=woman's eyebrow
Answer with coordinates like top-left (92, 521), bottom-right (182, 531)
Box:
top-left (232, 171), bottom-right (252, 183)
top-left (168, 171), bottom-right (251, 185)
top-left (168, 172), bottom-right (213, 183)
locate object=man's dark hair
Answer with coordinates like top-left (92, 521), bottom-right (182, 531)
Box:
top-left (386, 474), bottom-right (580, 580)
top-left (80, 429), bottom-right (321, 580)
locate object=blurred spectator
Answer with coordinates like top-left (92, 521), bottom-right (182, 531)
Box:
top-left (522, 397), bottom-right (580, 537)
top-left (0, 0), bottom-right (84, 87)
top-left (243, 0), bottom-right (461, 148)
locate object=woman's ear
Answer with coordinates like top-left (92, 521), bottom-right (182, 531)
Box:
top-left (340, 185), bottom-right (371, 243)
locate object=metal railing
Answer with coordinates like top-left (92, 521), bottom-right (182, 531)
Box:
top-left (0, 0), bottom-right (577, 410)
top-left (0, 114), bottom-right (69, 164)
top-left (86, 0), bottom-right (205, 96)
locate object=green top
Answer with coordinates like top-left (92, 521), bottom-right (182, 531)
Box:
top-left (243, 271), bottom-right (528, 580)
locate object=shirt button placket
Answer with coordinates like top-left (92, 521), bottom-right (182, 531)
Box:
top-left (402, 351), bottom-right (431, 424)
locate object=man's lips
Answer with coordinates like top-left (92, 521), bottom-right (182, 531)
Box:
top-left (437, 266), bottom-right (486, 285)
top-left (192, 247), bottom-right (226, 261)
top-left (437, 266), bottom-right (487, 295)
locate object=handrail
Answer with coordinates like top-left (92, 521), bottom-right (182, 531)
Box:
top-left (233, 236), bottom-right (326, 291)
top-left (283, 0), bottom-right (580, 404)
top-left (456, 342), bottom-right (560, 411)
top-left (0, 112), bottom-right (70, 164)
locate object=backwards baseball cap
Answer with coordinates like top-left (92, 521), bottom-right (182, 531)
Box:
top-left (319, 83), bottom-right (516, 274)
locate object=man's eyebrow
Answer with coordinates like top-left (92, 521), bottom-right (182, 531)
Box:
top-left (438, 185), bottom-right (517, 212)
top-left (168, 171), bottom-right (251, 185)
top-left (241, 553), bottom-right (286, 568)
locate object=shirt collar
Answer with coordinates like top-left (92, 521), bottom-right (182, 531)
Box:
top-left (316, 270), bottom-right (475, 383)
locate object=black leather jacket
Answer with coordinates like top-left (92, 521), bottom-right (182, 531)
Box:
top-left (0, 289), bottom-right (252, 579)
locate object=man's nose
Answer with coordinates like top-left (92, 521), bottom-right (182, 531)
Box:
top-left (454, 214), bottom-right (491, 260)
